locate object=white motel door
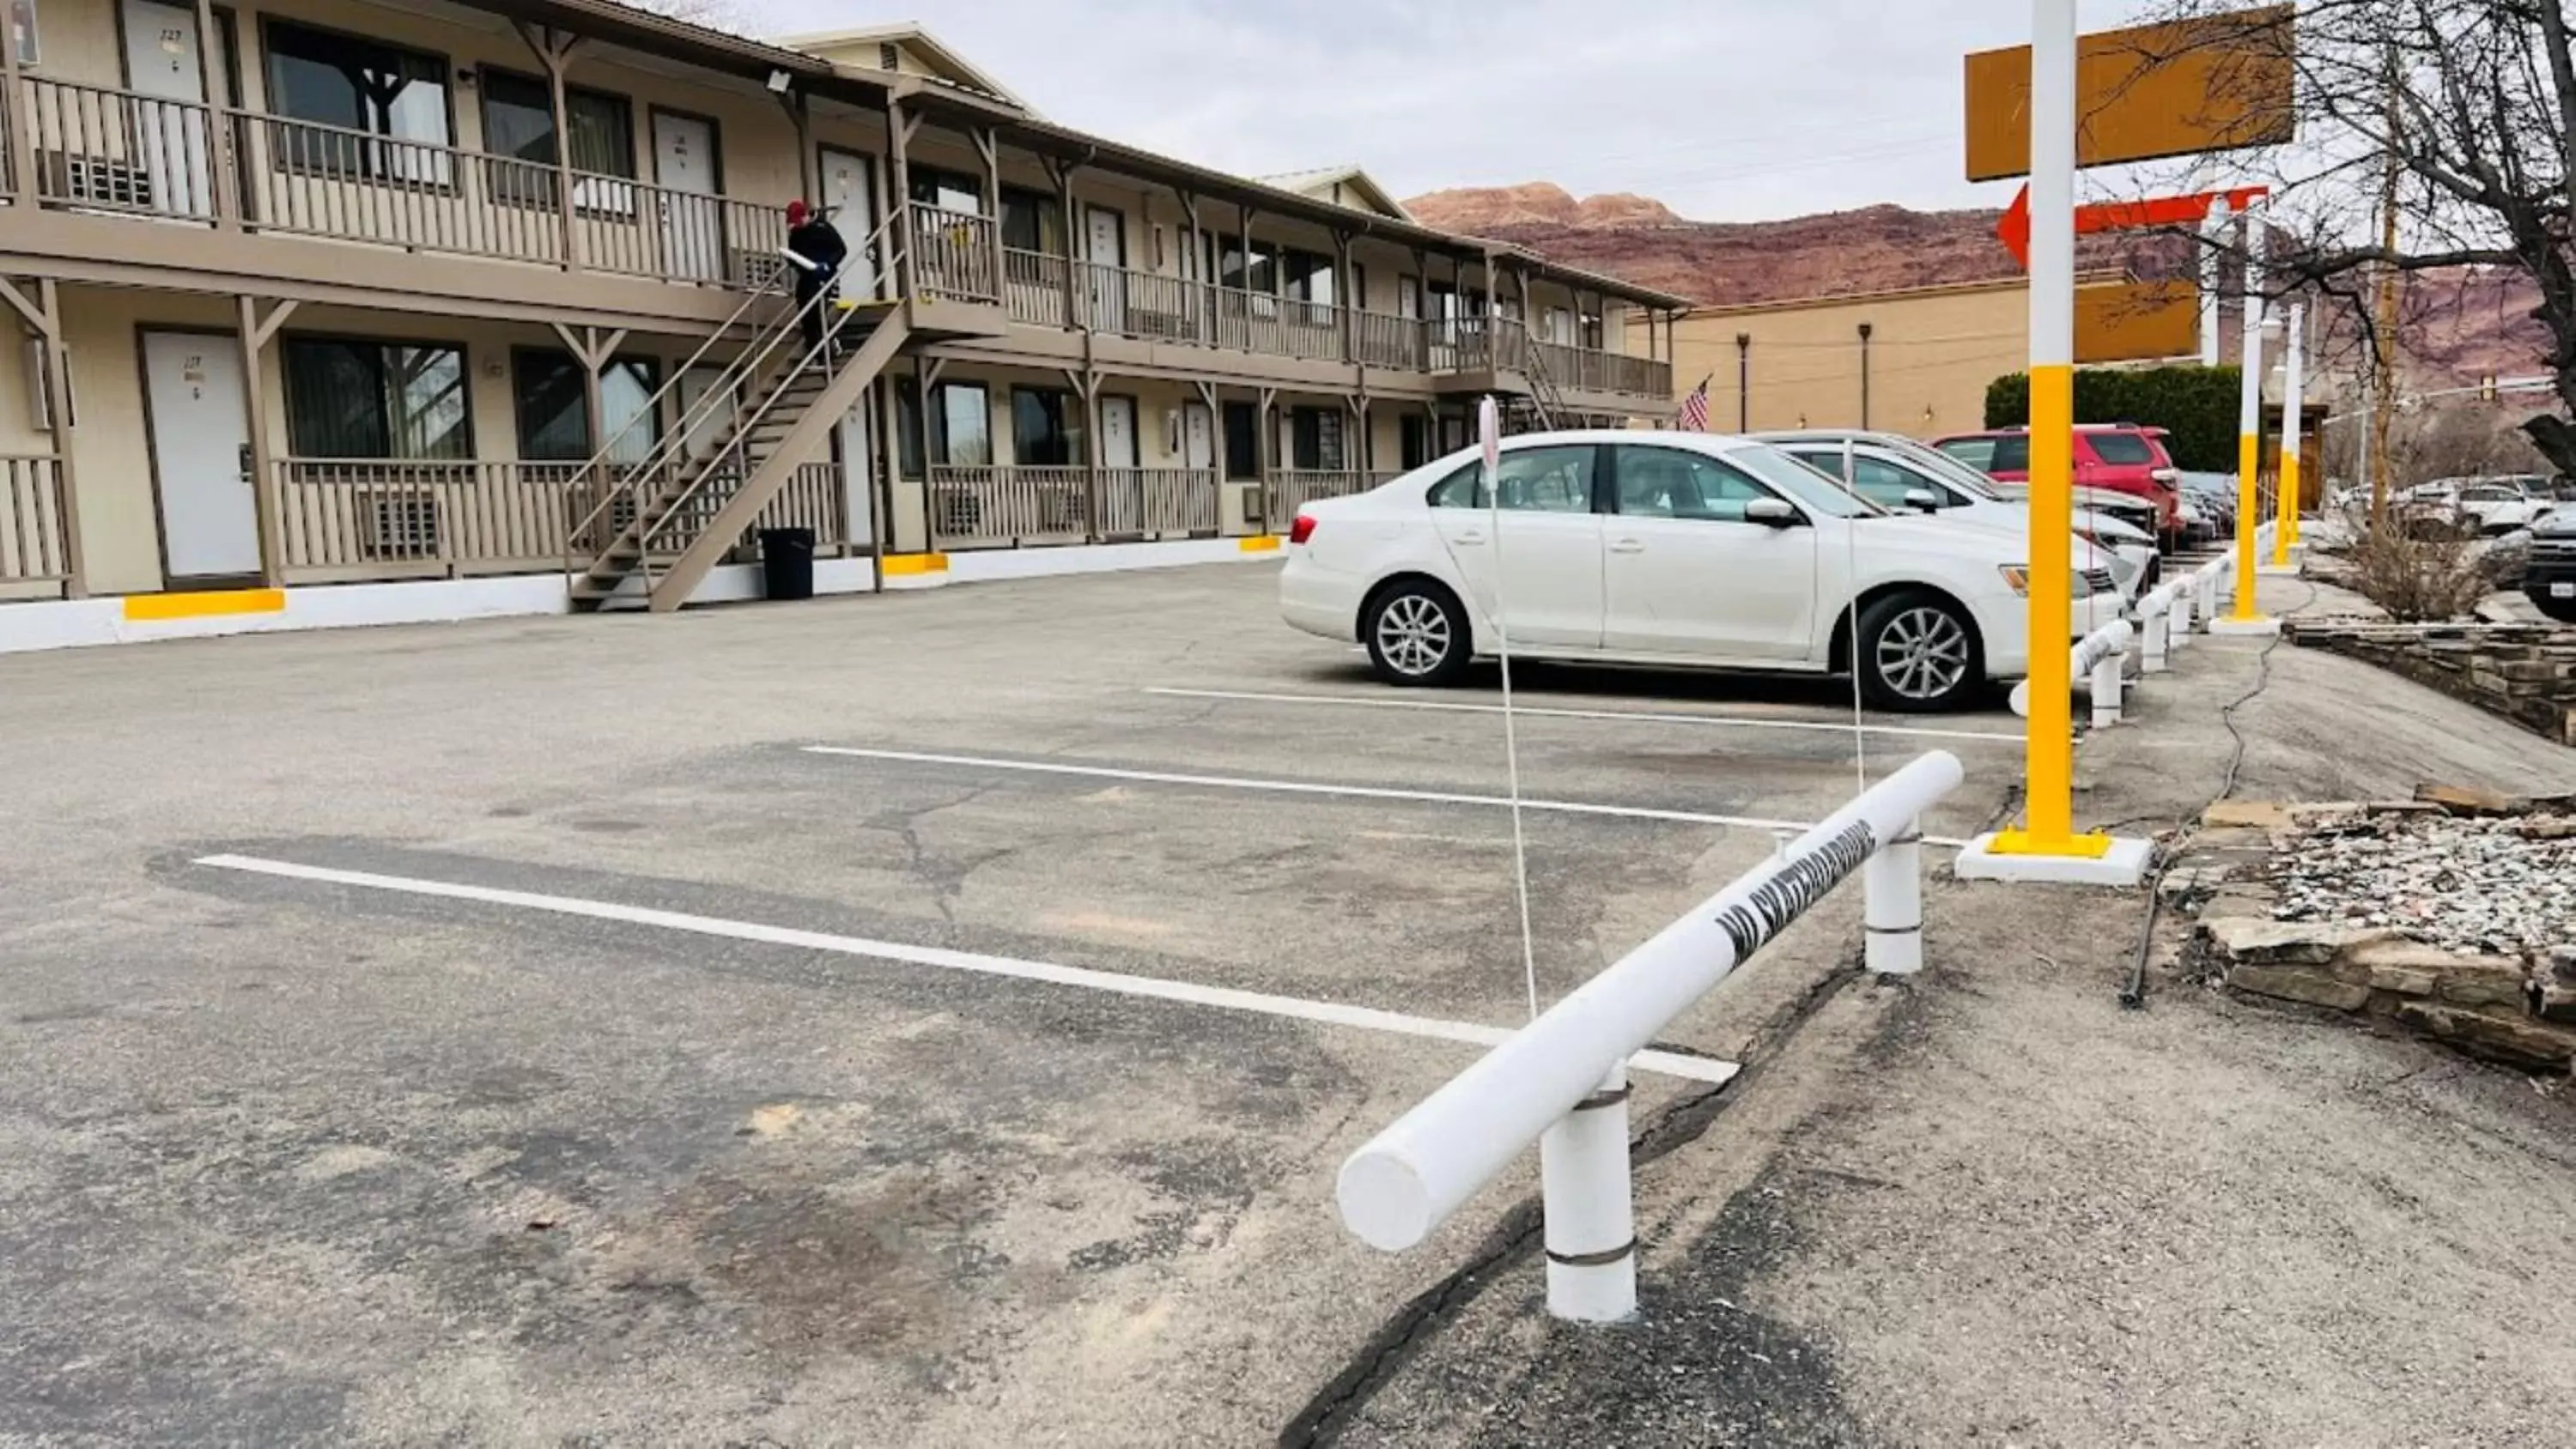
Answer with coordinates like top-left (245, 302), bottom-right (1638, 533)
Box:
top-left (653, 112), bottom-right (722, 282)
top-left (1084, 205), bottom-right (1127, 332)
top-left (141, 330), bottom-right (259, 580)
top-left (820, 148), bottom-right (877, 298)
top-left (119, 0), bottom-right (215, 220)
top-left (1181, 403), bottom-right (1216, 470)
top-left (1099, 397), bottom-right (1138, 469)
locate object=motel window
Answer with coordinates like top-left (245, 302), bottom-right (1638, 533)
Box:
top-left (908, 166), bottom-right (982, 215)
top-left (936, 382), bottom-right (991, 466)
top-left (481, 71), bottom-right (636, 209)
top-left (999, 185), bottom-right (1065, 255)
top-left (264, 22), bottom-right (451, 179)
top-left (1289, 407), bottom-right (1346, 471)
top-left (1222, 400), bottom-right (1259, 480)
top-left (512, 349), bottom-right (660, 464)
top-left (1400, 414), bottom-right (1431, 470)
top-left (1012, 388), bottom-right (1085, 468)
top-left (283, 338), bottom-right (470, 459)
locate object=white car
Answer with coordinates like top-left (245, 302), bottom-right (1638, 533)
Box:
top-left (1756, 428), bottom-right (2160, 600)
top-left (1279, 431), bottom-right (2125, 712)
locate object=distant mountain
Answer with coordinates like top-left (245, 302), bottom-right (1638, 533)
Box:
top-left (1406, 184), bottom-right (2550, 390)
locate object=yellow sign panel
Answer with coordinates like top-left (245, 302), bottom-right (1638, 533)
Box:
top-left (1965, 5), bottom-right (2295, 183)
top-left (2076, 279), bottom-right (2199, 365)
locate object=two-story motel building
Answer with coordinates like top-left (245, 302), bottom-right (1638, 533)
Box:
top-left (0, 0), bottom-right (1683, 634)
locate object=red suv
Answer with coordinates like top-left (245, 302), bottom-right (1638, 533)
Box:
top-left (1933, 424), bottom-right (2184, 547)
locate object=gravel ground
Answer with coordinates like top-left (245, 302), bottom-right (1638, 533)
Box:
top-left (2270, 811), bottom-right (2576, 954)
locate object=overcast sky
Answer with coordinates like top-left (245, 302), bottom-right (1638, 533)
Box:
top-left (737, 1), bottom-right (2168, 223)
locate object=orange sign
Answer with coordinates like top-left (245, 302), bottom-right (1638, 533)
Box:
top-left (2076, 280), bottom-right (2199, 365)
top-left (1965, 5), bottom-right (2295, 183)
top-left (1996, 183), bottom-right (2271, 268)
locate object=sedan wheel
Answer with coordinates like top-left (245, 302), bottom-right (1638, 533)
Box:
top-left (1858, 593), bottom-right (1981, 712)
top-left (1364, 583), bottom-right (1472, 687)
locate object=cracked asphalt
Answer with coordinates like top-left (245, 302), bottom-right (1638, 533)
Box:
top-left (0, 562), bottom-right (2027, 1446)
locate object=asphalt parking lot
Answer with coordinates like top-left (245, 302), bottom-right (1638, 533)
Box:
top-left (0, 561), bottom-right (2032, 1446)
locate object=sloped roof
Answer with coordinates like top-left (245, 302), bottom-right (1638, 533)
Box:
top-left (775, 21), bottom-right (1032, 112)
top-left (1258, 165), bottom-right (1414, 222)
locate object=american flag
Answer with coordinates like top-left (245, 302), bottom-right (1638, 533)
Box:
top-left (1677, 373), bottom-right (1714, 432)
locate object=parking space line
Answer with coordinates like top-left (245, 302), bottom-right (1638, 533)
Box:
top-left (799, 745), bottom-right (1974, 848)
top-left (194, 854), bottom-right (1741, 1087)
top-left (1141, 686), bottom-right (2024, 743)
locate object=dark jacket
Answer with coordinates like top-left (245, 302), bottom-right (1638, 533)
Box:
top-left (785, 217), bottom-right (849, 290)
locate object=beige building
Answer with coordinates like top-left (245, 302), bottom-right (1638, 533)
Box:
top-left (0, 0), bottom-right (1683, 613)
top-left (1636, 276), bottom-right (2199, 443)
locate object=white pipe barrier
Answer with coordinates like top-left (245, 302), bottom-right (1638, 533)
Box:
top-left (1336, 750), bottom-right (1966, 1324)
top-left (2168, 573), bottom-right (2195, 646)
top-left (2008, 616), bottom-right (2133, 723)
top-left (2139, 585), bottom-right (2175, 672)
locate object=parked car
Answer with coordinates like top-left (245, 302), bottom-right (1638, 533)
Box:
top-left (1279, 431), bottom-right (2125, 712)
top-left (2401, 477), bottom-right (2554, 537)
top-left (2523, 507), bottom-right (2576, 623)
top-left (1933, 423), bottom-right (2185, 546)
top-left (2176, 472), bottom-right (2238, 543)
top-left (1754, 428), bottom-right (2160, 598)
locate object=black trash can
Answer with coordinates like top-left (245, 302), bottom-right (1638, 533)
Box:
top-left (758, 527), bottom-right (816, 601)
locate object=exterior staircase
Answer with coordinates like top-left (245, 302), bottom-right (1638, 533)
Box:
top-left (568, 305), bottom-right (911, 613)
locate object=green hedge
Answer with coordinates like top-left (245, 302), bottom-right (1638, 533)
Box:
top-left (1984, 365), bottom-right (2242, 472)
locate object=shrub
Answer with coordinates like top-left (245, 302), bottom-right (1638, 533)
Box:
top-left (2343, 524), bottom-right (2493, 622)
top-left (1984, 365), bottom-right (2244, 471)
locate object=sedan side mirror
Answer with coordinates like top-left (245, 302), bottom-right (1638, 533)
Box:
top-left (1902, 488), bottom-right (1941, 513)
top-left (1745, 497), bottom-right (1803, 529)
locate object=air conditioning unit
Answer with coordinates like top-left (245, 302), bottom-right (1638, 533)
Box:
top-left (361, 492), bottom-right (440, 561)
top-left (46, 153), bottom-right (152, 209)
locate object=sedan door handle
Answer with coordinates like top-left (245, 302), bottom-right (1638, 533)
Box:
top-left (1452, 530), bottom-right (1487, 546)
top-left (1608, 538), bottom-right (1645, 554)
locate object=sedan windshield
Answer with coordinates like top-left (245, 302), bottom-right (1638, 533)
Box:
top-left (1730, 443), bottom-right (1886, 518)
top-left (1873, 435), bottom-right (2006, 500)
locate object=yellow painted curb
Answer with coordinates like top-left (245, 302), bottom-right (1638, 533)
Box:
top-left (1239, 536), bottom-right (1283, 554)
top-left (880, 554), bottom-right (951, 577)
top-left (123, 588), bottom-right (287, 622)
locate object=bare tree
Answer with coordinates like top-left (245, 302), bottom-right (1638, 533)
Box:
top-left (2132, 3), bottom-right (2574, 476)
top-left (608, 0), bottom-right (750, 36)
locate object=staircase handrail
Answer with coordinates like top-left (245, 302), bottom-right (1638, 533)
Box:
top-left (562, 205), bottom-right (908, 574)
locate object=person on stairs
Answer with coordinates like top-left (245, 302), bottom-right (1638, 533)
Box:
top-left (782, 200), bottom-right (849, 357)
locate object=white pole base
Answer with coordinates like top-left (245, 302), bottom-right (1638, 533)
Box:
top-left (2208, 615), bottom-right (2282, 637)
top-left (1539, 1074), bottom-right (1637, 1325)
top-left (1953, 833), bottom-right (2155, 887)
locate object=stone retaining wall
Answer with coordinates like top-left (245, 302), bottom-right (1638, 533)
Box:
top-left (2287, 622), bottom-right (2576, 745)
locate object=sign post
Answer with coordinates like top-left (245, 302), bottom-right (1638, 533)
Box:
top-left (1958, 2), bottom-right (2290, 887)
top-left (2214, 203), bottom-right (2281, 635)
top-left (2272, 302), bottom-right (2306, 564)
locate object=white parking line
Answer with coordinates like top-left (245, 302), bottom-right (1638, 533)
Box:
top-left (799, 744), bottom-right (1974, 849)
top-left (195, 854), bottom-right (1740, 1086)
top-left (1142, 686), bottom-right (2024, 744)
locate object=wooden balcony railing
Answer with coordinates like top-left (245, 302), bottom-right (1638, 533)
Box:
top-left (0, 455), bottom-right (70, 586)
top-left (235, 111), bottom-right (564, 264)
top-left (1004, 247), bottom-right (1069, 326)
top-left (1352, 311), bottom-right (1425, 369)
top-left (273, 458), bottom-right (585, 577)
top-left (1072, 260), bottom-right (1205, 343)
top-left (927, 464), bottom-right (1091, 548)
top-left (1095, 467), bottom-right (1219, 538)
top-left (26, 77), bottom-right (219, 221)
top-left (1266, 470), bottom-right (1375, 530)
top-left (912, 205), bottom-right (1000, 303)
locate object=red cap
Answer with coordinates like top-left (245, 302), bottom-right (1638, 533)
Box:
top-left (786, 200), bottom-right (811, 226)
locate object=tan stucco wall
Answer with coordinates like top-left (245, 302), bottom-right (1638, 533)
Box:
top-left (1645, 281), bottom-right (2032, 441)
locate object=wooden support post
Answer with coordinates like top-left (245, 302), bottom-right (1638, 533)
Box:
top-left (0, 9), bottom-right (23, 211)
top-left (888, 101), bottom-right (921, 299)
top-left (236, 295), bottom-right (298, 586)
top-left (1045, 155), bottom-right (1081, 330)
top-left (874, 372), bottom-right (902, 573)
top-left (1256, 384), bottom-right (1277, 531)
top-left (1333, 230), bottom-right (1355, 364)
top-left (514, 23), bottom-right (585, 272)
top-left (1065, 365), bottom-right (1104, 541)
top-left (5, 279), bottom-right (85, 596)
top-left (782, 89), bottom-right (814, 202)
top-left (192, 0), bottom-right (239, 228)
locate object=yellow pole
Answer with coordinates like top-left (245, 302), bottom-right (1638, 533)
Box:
top-left (2232, 200), bottom-right (2268, 621)
top-left (2274, 301), bottom-right (2305, 561)
top-left (1991, 0), bottom-right (2104, 859)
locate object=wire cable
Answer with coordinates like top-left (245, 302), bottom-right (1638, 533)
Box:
top-left (1481, 404), bottom-right (1543, 1020)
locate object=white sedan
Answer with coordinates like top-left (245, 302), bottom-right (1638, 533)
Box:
top-left (1280, 431), bottom-right (2124, 712)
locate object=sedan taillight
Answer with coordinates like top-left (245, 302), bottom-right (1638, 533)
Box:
top-left (1289, 513), bottom-right (1318, 545)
